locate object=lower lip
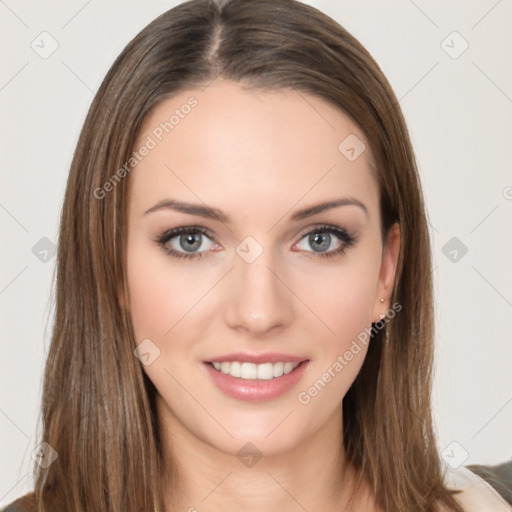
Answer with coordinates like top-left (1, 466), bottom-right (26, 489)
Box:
top-left (203, 361), bottom-right (309, 402)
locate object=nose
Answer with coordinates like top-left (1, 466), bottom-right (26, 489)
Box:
top-left (224, 248), bottom-right (294, 337)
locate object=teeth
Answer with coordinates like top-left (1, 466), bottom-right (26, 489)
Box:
top-left (273, 362), bottom-right (284, 377)
top-left (210, 361), bottom-right (301, 379)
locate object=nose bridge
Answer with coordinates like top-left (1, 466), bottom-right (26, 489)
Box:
top-left (224, 237), bottom-right (294, 335)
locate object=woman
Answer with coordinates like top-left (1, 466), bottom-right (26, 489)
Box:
top-left (2, 0), bottom-right (510, 510)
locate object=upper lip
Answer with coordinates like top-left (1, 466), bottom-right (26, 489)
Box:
top-left (204, 353), bottom-right (308, 364)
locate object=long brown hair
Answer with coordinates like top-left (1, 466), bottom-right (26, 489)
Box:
top-left (28, 0), bottom-right (464, 510)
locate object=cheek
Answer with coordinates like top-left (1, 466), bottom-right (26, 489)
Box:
top-left (127, 263), bottom-right (174, 341)
top-left (330, 274), bottom-right (376, 339)
top-left (310, 276), bottom-right (373, 366)
top-left (291, 251), bottom-right (380, 398)
top-left (126, 243), bottom-right (199, 342)
top-left (294, 271), bottom-right (376, 413)
top-left (294, 254), bottom-right (380, 344)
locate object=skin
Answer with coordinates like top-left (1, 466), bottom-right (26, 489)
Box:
top-left (123, 79), bottom-right (400, 512)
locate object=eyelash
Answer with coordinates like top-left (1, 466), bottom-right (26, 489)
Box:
top-left (154, 224), bottom-right (358, 261)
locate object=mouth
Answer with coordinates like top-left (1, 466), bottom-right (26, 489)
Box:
top-left (202, 356), bottom-right (310, 402)
top-left (206, 360), bottom-right (305, 380)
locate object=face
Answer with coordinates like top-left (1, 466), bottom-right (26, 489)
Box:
top-left (124, 79), bottom-right (399, 458)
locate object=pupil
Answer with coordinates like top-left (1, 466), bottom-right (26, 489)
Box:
top-left (310, 232), bottom-right (330, 252)
top-left (180, 233), bottom-right (201, 252)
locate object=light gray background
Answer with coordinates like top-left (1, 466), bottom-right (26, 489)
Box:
top-left (1, 0), bottom-right (511, 506)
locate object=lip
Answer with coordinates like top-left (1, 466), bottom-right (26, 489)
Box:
top-left (204, 352), bottom-right (307, 364)
top-left (202, 359), bottom-right (310, 402)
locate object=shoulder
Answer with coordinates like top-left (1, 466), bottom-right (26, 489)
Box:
top-left (443, 464), bottom-right (512, 512)
top-left (466, 460), bottom-right (512, 505)
top-left (0, 492), bottom-right (37, 512)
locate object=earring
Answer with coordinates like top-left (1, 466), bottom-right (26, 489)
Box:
top-left (378, 297), bottom-right (385, 319)
top-left (379, 298), bottom-right (389, 344)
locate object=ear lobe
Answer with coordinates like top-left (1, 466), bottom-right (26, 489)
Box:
top-left (372, 222), bottom-right (400, 322)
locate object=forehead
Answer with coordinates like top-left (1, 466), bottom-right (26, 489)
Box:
top-left (129, 79), bottom-right (379, 221)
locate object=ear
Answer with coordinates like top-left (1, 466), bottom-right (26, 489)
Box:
top-left (371, 222), bottom-right (400, 323)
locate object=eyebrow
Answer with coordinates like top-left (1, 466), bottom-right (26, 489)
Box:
top-left (144, 197), bottom-right (368, 222)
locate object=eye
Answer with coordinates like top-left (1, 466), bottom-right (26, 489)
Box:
top-left (154, 224), bottom-right (358, 261)
top-left (155, 226), bottom-right (218, 260)
top-left (293, 225), bottom-right (357, 259)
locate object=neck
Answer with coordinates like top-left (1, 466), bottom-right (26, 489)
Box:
top-left (157, 397), bottom-right (367, 512)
